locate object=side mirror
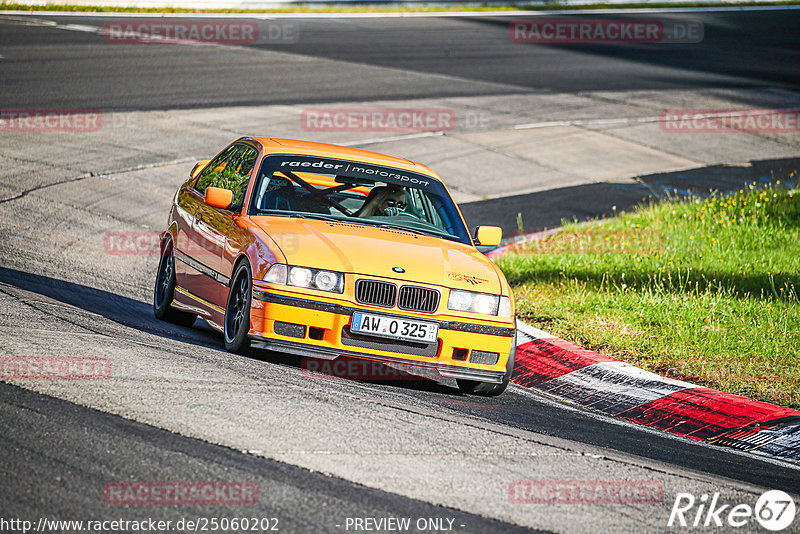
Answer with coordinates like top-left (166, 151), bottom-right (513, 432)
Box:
top-left (474, 226), bottom-right (502, 247)
top-left (205, 187), bottom-right (234, 210)
top-left (190, 159), bottom-right (211, 179)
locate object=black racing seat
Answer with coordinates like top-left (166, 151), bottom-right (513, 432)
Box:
top-left (257, 176), bottom-right (297, 212)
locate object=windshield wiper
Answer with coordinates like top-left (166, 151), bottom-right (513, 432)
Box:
top-left (295, 213), bottom-right (345, 223)
top-left (257, 211), bottom-right (342, 222)
top-left (370, 222), bottom-right (461, 241)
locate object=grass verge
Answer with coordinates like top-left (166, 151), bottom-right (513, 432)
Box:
top-left (1, 0), bottom-right (799, 13)
top-left (497, 181), bottom-right (800, 409)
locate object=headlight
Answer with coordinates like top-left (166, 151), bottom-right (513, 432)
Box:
top-left (448, 290), bottom-right (473, 311)
top-left (448, 289), bottom-right (509, 316)
top-left (289, 267), bottom-right (313, 287)
top-left (473, 293), bottom-right (497, 315)
top-left (497, 296), bottom-right (513, 318)
top-left (264, 264), bottom-right (344, 293)
top-left (265, 264), bottom-right (287, 284)
top-left (314, 270), bottom-right (340, 292)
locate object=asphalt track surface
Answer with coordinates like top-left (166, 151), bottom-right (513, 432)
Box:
top-left (0, 10), bottom-right (798, 110)
top-left (0, 381), bottom-right (534, 533)
top-left (3, 262), bottom-right (800, 493)
top-left (1, 8), bottom-right (800, 533)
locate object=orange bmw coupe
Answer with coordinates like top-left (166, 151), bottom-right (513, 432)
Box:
top-left (154, 138), bottom-right (516, 395)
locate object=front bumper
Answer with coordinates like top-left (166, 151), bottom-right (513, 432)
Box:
top-left (249, 289), bottom-right (515, 384)
top-left (248, 335), bottom-right (506, 383)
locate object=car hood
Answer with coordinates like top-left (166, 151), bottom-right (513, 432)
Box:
top-left (251, 217), bottom-right (504, 294)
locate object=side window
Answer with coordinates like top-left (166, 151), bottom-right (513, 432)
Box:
top-left (227, 145), bottom-right (258, 205)
top-left (195, 145), bottom-right (237, 194)
top-left (194, 144), bottom-right (258, 206)
top-left (407, 189), bottom-right (426, 218)
top-left (407, 189), bottom-right (443, 227)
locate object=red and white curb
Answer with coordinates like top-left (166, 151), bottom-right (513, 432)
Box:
top-left (512, 321), bottom-right (800, 463)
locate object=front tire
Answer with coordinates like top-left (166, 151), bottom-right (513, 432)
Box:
top-left (457, 338), bottom-right (517, 397)
top-left (224, 261), bottom-right (252, 354)
top-left (153, 243), bottom-right (196, 327)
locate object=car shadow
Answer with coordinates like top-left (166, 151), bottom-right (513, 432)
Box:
top-left (0, 266), bottom-right (460, 396)
top-left (0, 266), bottom-right (221, 348)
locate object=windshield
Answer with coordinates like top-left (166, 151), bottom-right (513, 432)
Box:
top-left (249, 155), bottom-right (471, 244)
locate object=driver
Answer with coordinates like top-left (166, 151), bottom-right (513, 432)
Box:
top-left (354, 186), bottom-right (407, 217)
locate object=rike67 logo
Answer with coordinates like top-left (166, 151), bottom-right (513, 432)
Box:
top-left (668, 490), bottom-right (796, 531)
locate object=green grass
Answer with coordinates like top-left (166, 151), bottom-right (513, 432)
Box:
top-left (2, 0), bottom-right (799, 13)
top-left (497, 181), bottom-right (800, 409)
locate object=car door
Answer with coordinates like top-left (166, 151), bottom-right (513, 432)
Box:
top-left (174, 144), bottom-right (240, 310)
top-left (191, 143), bottom-right (259, 309)
top-left (217, 144), bottom-right (260, 289)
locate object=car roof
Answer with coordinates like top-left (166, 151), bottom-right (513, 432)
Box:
top-left (244, 137), bottom-right (442, 182)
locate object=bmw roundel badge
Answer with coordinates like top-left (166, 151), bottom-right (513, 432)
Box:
top-left (392, 266), bottom-right (405, 273)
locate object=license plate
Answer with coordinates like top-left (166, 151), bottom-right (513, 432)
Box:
top-left (351, 312), bottom-right (438, 344)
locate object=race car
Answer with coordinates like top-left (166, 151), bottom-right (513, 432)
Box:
top-left (154, 138), bottom-right (516, 395)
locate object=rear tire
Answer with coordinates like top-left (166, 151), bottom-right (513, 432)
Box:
top-left (224, 261), bottom-right (252, 354)
top-left (153, 243), bottom-right (196, 327)
top-left (457, 336), bottom-right (517, 397)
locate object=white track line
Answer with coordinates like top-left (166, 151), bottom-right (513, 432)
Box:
top-left (515, 319), bottom-right (556, 340)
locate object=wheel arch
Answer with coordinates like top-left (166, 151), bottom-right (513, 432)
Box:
top-left (229, 253), bottom-right (253, 287)
top-left (160, 223), bottom-right (179, 255)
